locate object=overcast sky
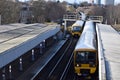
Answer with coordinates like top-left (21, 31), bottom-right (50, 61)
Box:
top-left (59, 0), bottom-right (120, 4)
top-left (19, 0), bottom-right (120, 4)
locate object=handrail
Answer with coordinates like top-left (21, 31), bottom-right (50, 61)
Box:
top-left (96, 24), bottom-right (106, 80)
top-left (63, 14), bottom-right (103, 23)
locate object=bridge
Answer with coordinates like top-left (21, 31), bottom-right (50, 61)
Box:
top-left (63, 13), bottom-right (103, 35)
top-left (63, 13), bottom-right (103, 23)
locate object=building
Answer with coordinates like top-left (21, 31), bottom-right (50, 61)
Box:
top-left (105, 0), bottom-right (114, 5)
top-left (20, 3), bottom-right (33, 24)
top-left (29, 0), bottom-right (39, 1)
top-left (90, 0), bottom-right (94, 4)
top-left (8, 0), bottom-right (19, 2)
top-left (96, 0), bottom-right (101, 6)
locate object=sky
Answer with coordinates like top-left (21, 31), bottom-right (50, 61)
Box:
top-left (19, 0), bottom-right (120, 4)
top-left (59, 0), bottom-right (120, 4)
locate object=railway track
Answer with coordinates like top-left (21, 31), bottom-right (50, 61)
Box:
top-left (65, 65), bottom-right (99, 80)
top-left (32, 38), bottom-right (78, 80)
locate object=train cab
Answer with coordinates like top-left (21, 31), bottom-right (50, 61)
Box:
top-left (73, 21), bottom-right (98, 76)
top-left (71, 20), bottom-right (84, 37)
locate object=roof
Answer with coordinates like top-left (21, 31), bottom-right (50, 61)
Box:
top-left (0, 23), bottom-right (60, 68)
top-left (75, 31), bottom-right (96, 51)
top-left (83, 20), bottom-right (95, 33)
top-left (75, 20), bottom-right (96, 51)
top-left (72, 20), bottom-right (84, 27)
top-left (97, 23), bottom-right (120, 80)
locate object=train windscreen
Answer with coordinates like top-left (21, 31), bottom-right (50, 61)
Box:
top-left (75, 51), bottom-right (96, 65)
top-left (73, 26), bottom-right (81, 32)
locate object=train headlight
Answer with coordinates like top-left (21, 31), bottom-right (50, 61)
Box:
top-left (77, 64), bottom-right (79, 67)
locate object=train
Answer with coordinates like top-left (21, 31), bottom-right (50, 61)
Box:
top-left (69, 12), bottom-right (87, 37)
top-left (73, 20), bottom-right (98, 76)
top-left (70, 20), bottom-right (85, 37)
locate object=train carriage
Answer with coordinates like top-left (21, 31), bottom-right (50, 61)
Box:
top-left (73, 21), bottom-right (98, 76)
top-left (70, 20), bottom-right (85, 37)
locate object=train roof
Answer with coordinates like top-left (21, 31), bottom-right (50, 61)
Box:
top-left (74, 20), bottom-right (96, 51)
top-left (82, 20), bottom-right (95, 33)
top-left (75, 31), bottom-right (96, 51)
top-left (72, 20), bottom-right (84, 27)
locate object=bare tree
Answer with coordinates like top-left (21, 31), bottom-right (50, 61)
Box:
top-left (32, 0), bottom-right (66, 23)
top-left (114, 5), bottom-right (120, 24)
top-left (105, 5), bottom-right (114, 24)
top-left (32, 0), bottom-right (46, 23)
top-left (45, 1), bottom-right (66, 22)
top-left (0, 0), bottom-right (20, 24)
top-left (0, 0), bottom-right (67, 24)
top-left (82, 5), bottom-right (104, 16)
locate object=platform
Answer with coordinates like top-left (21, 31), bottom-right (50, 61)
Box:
top-left (16, 40), bottom-right (66, 80)
top-left (0, 23), bottom-right (60, 68)
top-left (97, 24), bottom-right (120, 80)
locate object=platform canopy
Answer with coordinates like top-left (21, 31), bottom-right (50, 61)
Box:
top-left (0, 23), bottom-right (60, 68)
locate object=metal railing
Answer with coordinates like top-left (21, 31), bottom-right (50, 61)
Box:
top-left (63, 14), bottom-right (81, 20)
top-left (63, 14), bottom-right (103, 23)
top-left (89, 16), bottom-right (103, 23)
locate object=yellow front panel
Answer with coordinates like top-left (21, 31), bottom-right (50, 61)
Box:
top-left (75, 67), bottom-right (80, 73)
top-left (72, 32), bottom-right (80, 36)
top-left (90, 68), bottom-right (96, 74)
top-left (81, 64), bottom-right (89, 67)
top-left (74, 66), bottom-right (96, 74)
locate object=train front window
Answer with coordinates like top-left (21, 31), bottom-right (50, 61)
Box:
top-left (73, 26), bottom-right (81, 32)
top-left (76, 52), bottom-right (85, 63)
top-left (75, 51), bottom-right (96, 64)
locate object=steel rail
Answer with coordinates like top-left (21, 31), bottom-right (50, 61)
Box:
top-left (47, 38), bottom-right (73, 78)
top-left (60, 52), bottom-right (73, 80)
